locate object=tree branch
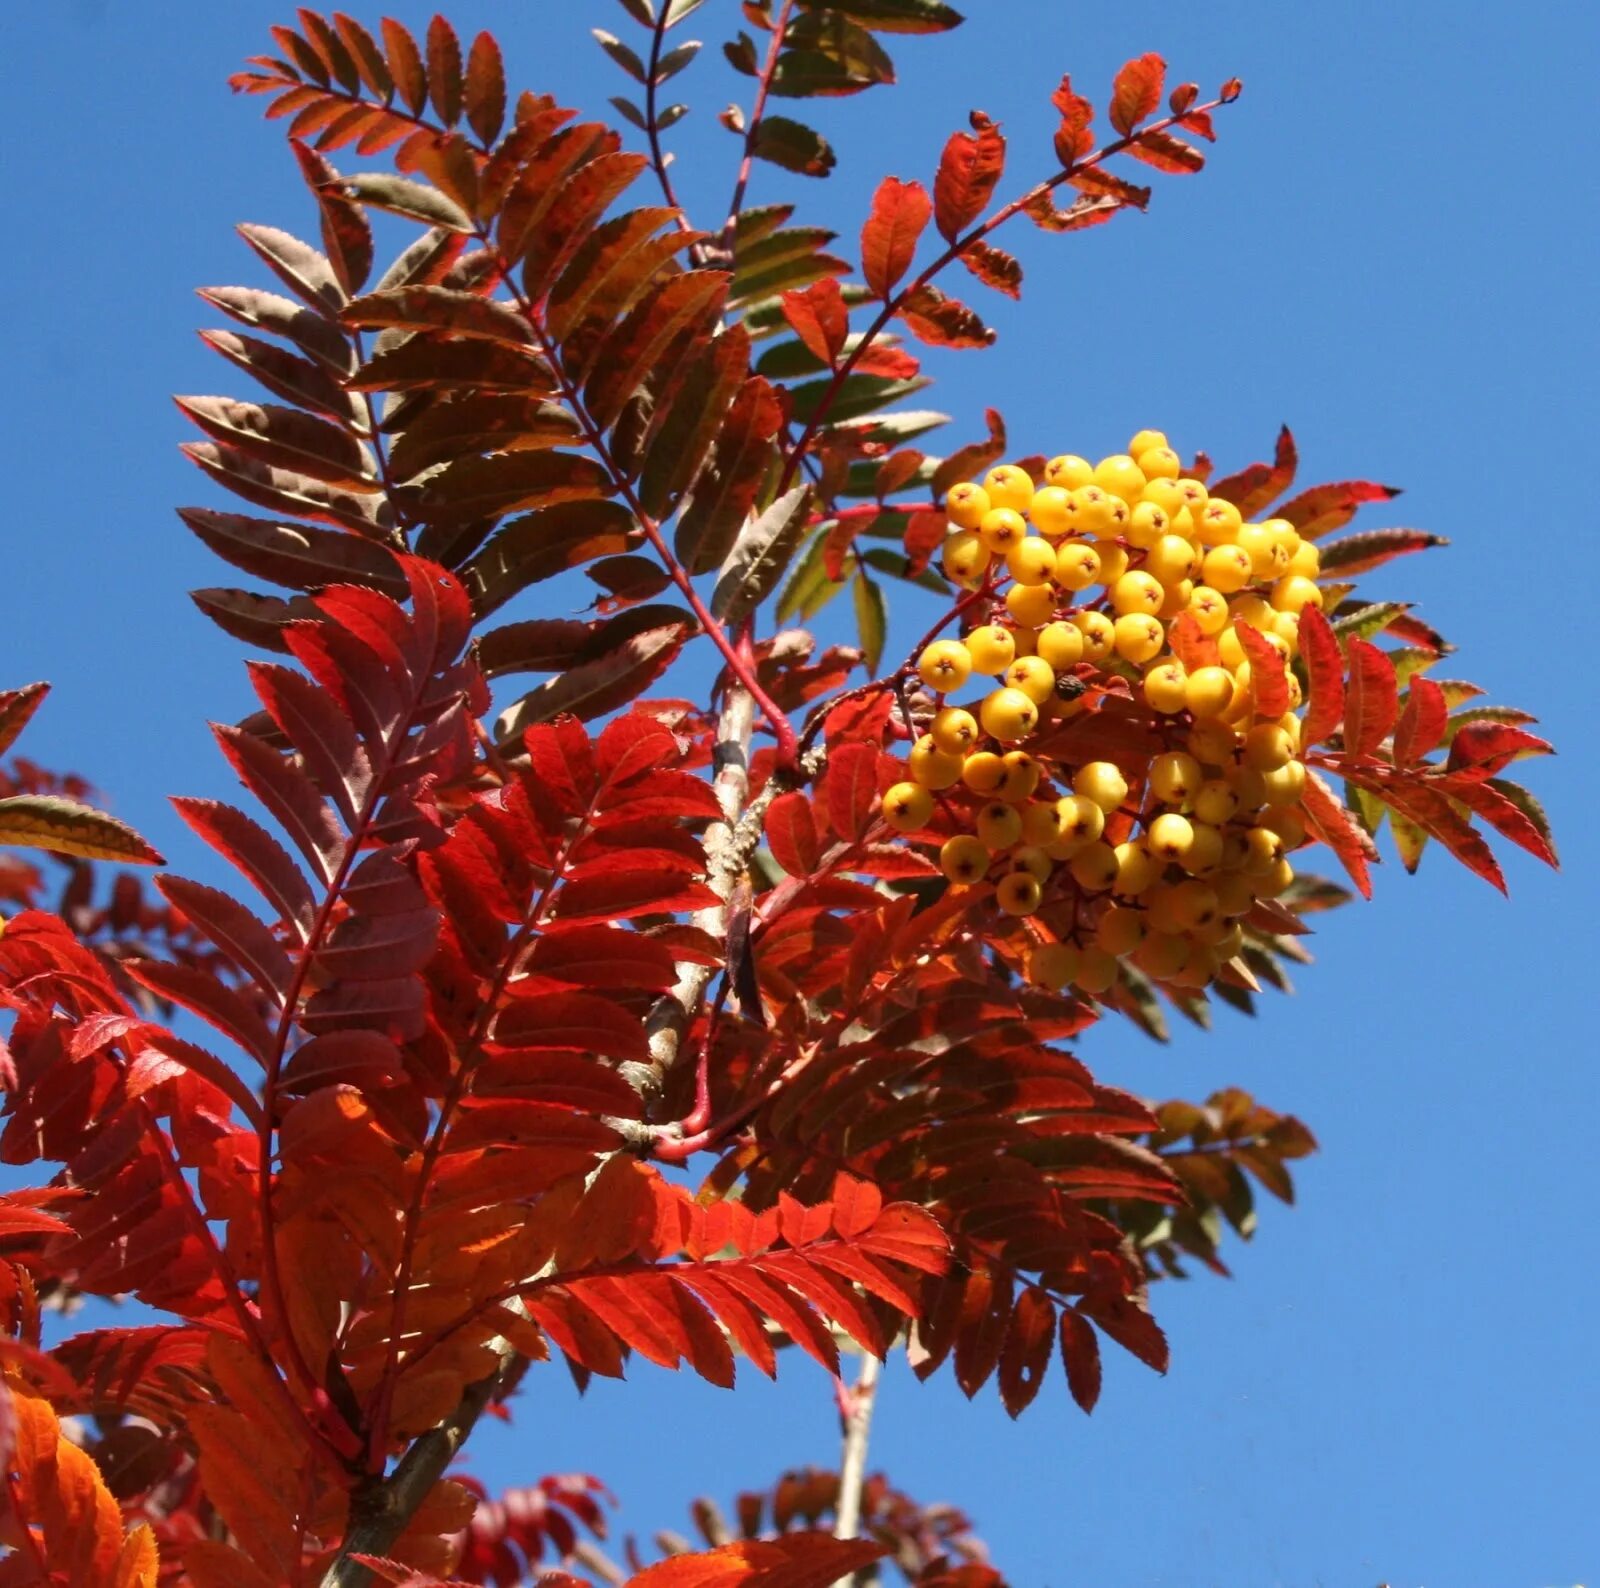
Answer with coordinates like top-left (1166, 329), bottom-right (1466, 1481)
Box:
top-left (833, 1350), bottom-right (883, 1588)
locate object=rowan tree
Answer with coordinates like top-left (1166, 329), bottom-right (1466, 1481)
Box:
top-left (0, 5), bottom-right (1557, 1586)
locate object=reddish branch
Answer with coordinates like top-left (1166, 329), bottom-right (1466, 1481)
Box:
top-left (779, 92), bottom-right (1240, 496)
top-left (718, 0), bottom-right (799, 255)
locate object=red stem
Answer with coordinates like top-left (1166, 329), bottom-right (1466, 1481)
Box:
top-left (484, 246), bottom-right (801, 766)
top-left (779, 95), bottom-right (1237, 497)
top-left (717, 0), bottom-right (798, 254)
top-left (642, 1), bottom-right (702, 255)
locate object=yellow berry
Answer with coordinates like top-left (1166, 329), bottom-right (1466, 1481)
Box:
top-left (1111, 571), bottom-right (1165, 617)
top-left (1036, 620), bottom-right (1085, 670)
top-left (1270, 574), bottom-right (1324, 614)
top-left (1112, 838), bottom-right (1161, 896)
top-left (1074, 946), bottom-right (1120, 994)
top-left (945, 481), bottom-right (990, 530)
top-left (996, 870), bottom-right (1042, 916)
top-left (1113, 612), bottom-right (1166, 664)
top-left (1156, 579), bottom-right (1194, 621)
top-left (1178, 822), bottom-right (1224, 877)
top-left (1243, 722), bottom-right (1294, 772)
top-left (1142, 478), bottom-right (1188, 516)
top-left (961, 751), bottom-right (1008, 795)
top-left (930, 706), bottom-right (980, 756)
top-left (1094, 544), bottom-right (1130, 586)
top-left (1074, 761), bottom-right (1129, 813)
top-left (1136, 445), bottom-right (1182, 482)
top-left (1028, 484), bottom-right (1075, 538)
top-left (1125, 501), bottom-right (1171, 550)
top-left (979, 507), bottom-right (1028, 554)
top-left (1286, 540), bottom-right (1321, 579)
top-left (1147, 812), bottom-right (1195, 863)
top-left (1069, 485), bottom-right (1115, 537)
top-left (1028, 940), bottom-right (1080, 989)
top-left (975, 799), bottom-right (1024, 850)
top-left (1127, 428), bottom-right (1170, 457)
top-left (918, 638), bottom-right (972, 692)
top-left (1174, 478), bottom-right (1209, 516)
top-left (1096, 905), bottom-right (1146, 956)
top-left (943, 530), bottom-right (991, 586)
top-left (1192, 778), bottom-right (1240, 825)
top-left (1052, 540), bottom-right (1102, 591)
top-left (982, 464), bottom-right (1034, 513)
top-left (1201, 543), bottom-right (1253, 594)
top-left (1070, 610), bottom-right (1115, 661)
top-left (965, 623), bottom-right (1016, 676)
top-left (1043, 454), bottom-right (1094, 490)
top-left (1254, 856), bottom-right (1296, 898)
top-left (1228, 763), bottom-right (1268, 806)
top-left (1094, 454), bottom-right (1146, 503)
top-left (1009, 844), bottom-right (1053, 882)
top-left (882, 782), bottom-right (934, 832)
top-left (1143, 660), bottom-right (1189, 713)
top-left (1145, 534), bottom-right (1199, 587)
top-left (1134, 930), bottom-right (1189, 981)
top-left (909, 734), bottom-right (964, 790)
top-left (1261, 760), bottom-right (1306, 806)
top-left (1259, 807), bottom-right (1307, 848)
top-left (1006, 581), bottom-right (1057, 627)
top-left (1242, 825), bottom-right (1284, 874)
top-left (999, 751), bottom-right (1041, 801)
top-left (1261, 517), bottom-right (1302, 559)
top-left (1186, 585), bottom-right (1229, 636)
top-left (1216, 626), bottom-right (1247, 671)
top-left (1187, 718), bottom-right (1239, 765)
top-left (1055, 793), bottom-right (1106, 847)
top-left (1150, 751), bottom-right (1203, 805)
top-left (1068, 841), bottom-right (1119, 893)
top-left (1181, 666), bottom-right (1235, 720)
top-left (1004, 655), bottom-right (1056, 706)
top-left (1195, 497), bottom-right (1243, 547)
top-left (939, 834), bottom-right (990, 883)
top-left (1017, 800), bottom-right (1062, 848)
top-left (1005, 535), bottom-right (1057, 586)
top-left (1236, 523), bottom-right (1288, 579)
top-left (980, 686), bottom-right (1039, 743)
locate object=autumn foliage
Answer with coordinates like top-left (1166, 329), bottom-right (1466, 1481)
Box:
top-left (0, 5), bottom-right (1554, 1586)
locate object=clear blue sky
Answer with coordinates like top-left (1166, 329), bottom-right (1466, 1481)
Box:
top-left (4, 2), bottom-right (1597, 1584)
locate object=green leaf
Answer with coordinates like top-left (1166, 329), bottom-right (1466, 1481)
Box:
top-left (338, 172), bottom-right (474, 232)
top-left (711, 486), bottom-right (815, 625)
top-left (751, 116), bottom-right (837, 177)
top-left (770, 18), bottom-right (895, 99)
top-left (776, 525), bottom-right (847, 623)
top-left (1329, 601), bottom-right (1411, 644)
top-left (592, 28), bottom-right (647, 81)
top-left (826, 408), bottom-right (950, 443)
top-left (656, 40), bottom-right (701, 79)
top-left (787, 373), bottom-right (931, 426)
top-left (796, 0), bottom-right (963, 31)
top-left (851, 569), bottom-right (887, 673)
top-left (0, 796), bottom-right (163, 865)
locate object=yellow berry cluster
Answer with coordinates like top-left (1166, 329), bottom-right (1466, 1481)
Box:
top-left (881, 430), bottom-right (1323, 999)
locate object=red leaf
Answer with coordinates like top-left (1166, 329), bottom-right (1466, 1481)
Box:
top-left (1392, 677), bottom-right (1448, 766)
top-left (1109, 53), bottom-right (1165, 136)
top-left (1316, 527), bottom-right (1445, 575)
top-left (779, 278), bottom-right (849, 366)
top-left (1297, 605), bottom-right (1345, 750)
top-left (556, 869), bottom-right (719, 921)
top-left (1342, 639), bottom-right (1399, 758)
top-left (998, 1286), bottom-right (1054, 1417)
top-left (1275, 478), bottom-right (1401, 539)
top-left (1360, 772), bottom-right (1507, 893)
top-left (1446, 722), bottom-right (1553, 781)
top-left (1299, 769), bottom-right (1376, 899)
top-left (825, 743), bottom-right (879, 842)
top-left (766, 791), bottom-right (822, 877)
top-left (1165, 610), bottom-right (1218, 671)
top-left (1439, 776), bottom-right (1559, 868)
top-left (1051, 75), bottom-right (1095, 164)
top-left (629, 1534), bottom-right (886, 1587)
top-left (1209, 425), bottom-right (1297, 518)
top-left (1077, 1286), bottom-right (1167, 1372)
top-left (933, 112), bottom-right (1006, 241)
top-left (1233, 623), bottom-right (1290, 719)
top-left (1058, 1307), bottom-right (1102, 1413)
top-left (0, 682), bottom-right (48, 760)
top-left (860, 176), bottom-right (932, 299)
top-left (1126, 128), bottom-right (1204, 173)
top-left (897, 283), bottom-right (993, 348)
top-left (957, 239), bottom-right (1022, 298)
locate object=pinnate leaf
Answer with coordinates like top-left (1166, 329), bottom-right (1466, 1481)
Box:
top-left (933, 112), bottom-right (1005, 240)
top-left (1109, 53), bottom-right (1165, 136)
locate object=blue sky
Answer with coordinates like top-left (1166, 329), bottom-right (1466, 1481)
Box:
top-left (3, 2), bottom-right (1597, 1584)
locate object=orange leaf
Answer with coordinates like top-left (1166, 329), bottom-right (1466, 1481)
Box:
top-left (1109, 53), bottom-right (1165, 136)
top-left (779, 278), bottom-right (849, 366)
top-left (629, 1534), bottom-right (887, 1587)
top-left (860, 176), bottom-right (932, 298)
top-left (933, 112), bottom-right (1006, 241)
